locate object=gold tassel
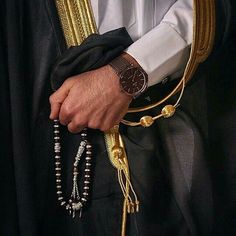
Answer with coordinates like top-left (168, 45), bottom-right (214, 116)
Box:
top-left (104, 126), bottom-right (140, 236)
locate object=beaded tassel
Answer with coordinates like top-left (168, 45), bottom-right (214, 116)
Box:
top-left (53, 120), bottom-right (93, 218)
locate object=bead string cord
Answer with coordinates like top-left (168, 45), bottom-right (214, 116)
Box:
top-left (53, 119), bottom-right (93, 218)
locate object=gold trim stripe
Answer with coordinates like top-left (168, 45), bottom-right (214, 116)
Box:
top-left (55, 0), bottom-right (97, 46)
top-left (185, 0), bottom-right (215, 82)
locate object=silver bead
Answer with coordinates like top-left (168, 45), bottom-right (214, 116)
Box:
top-left (72, 202), bottom-right (83, 211)
top-left (81, 141), bottom-right (87, 146)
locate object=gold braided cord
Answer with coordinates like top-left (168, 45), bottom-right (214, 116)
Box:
top-left (121, 78), bottom-right (185, 126)
top-left (121, 0), bottom-right (216, 127)
top-left (121, 199), bottom-right (128, 236)
top-left (124, 0), bottom-right (215, 114)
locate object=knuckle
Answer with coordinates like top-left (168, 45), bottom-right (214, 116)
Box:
top-left (63, 104), bottom-right (73, 117)
top-left (49, 95), bottom-right (55, 104)
top-left (63, 79), bottom-right (70, 86)
top-left (63, 77), bottom-right (75, 87)
top-left (49, 93), bottom-right (62, 105)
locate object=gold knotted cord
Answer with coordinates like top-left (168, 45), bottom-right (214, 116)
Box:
top-left (104, 126), bottom-right (140, 213)
top-left (54, 0), bottom-right (216, 235)
top-left (121, 0), bottom-right (216, 126)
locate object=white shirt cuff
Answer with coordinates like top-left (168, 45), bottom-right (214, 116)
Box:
top-left (126, 23), bottom-right (191, 87)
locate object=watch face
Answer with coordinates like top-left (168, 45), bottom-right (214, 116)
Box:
top-left (120, 67), bottom-right (147, 96)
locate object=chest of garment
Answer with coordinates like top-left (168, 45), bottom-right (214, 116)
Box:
top-left (91, 0), bottom-right (177, 40)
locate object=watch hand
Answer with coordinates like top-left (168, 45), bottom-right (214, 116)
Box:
top-left (127, 74), bottom-right (133, 81)
top-left (133, 70), bottom-right (139, 78)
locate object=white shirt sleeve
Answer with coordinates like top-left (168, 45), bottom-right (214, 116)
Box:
top-left (126, 0), bottom-right (193, 87)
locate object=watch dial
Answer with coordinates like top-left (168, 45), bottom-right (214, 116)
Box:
top-left (120, 67), bottom-right (147, 96)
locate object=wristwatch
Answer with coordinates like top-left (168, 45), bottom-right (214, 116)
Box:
top-left (109, 56), bottom-right (148, 99)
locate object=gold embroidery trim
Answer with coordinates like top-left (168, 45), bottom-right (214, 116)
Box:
top-left (55, 0), bottom-right (97, 46)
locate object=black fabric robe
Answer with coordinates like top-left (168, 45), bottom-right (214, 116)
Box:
top-left (0, 0), bottom-right (235, 235)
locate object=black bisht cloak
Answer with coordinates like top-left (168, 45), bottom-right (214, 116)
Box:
top-left (0, 0), bottom-right (235, 235)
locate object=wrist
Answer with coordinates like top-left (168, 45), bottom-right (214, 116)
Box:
top-left (107, 65), bottom-right (133, 101)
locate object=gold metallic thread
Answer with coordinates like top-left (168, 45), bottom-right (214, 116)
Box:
top-left (55, 0), bottom-right (97, 46)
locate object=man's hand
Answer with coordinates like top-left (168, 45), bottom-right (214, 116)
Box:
top-left (49, 65), bottom-right (132, 133)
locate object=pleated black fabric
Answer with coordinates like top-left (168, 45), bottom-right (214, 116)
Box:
top-left (0, 0), bottom-right (235, 236)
